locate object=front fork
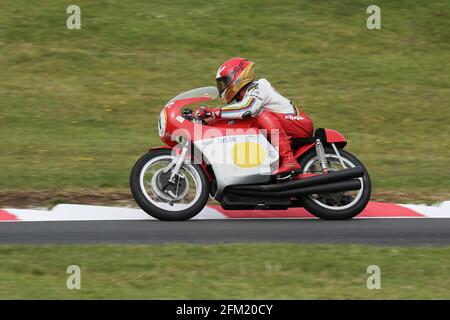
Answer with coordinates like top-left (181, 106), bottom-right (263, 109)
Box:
top-left (163, 138), bottom-right (189, 182)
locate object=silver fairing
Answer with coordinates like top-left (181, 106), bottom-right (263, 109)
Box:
top-left (194, 134), bottom-right (279, 200)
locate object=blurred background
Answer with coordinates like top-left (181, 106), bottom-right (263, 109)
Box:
top-left (1, 0), bottom-right (449, 205)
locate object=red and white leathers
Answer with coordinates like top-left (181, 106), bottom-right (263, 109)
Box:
top-left (214, 78), bottom-right (314, 175)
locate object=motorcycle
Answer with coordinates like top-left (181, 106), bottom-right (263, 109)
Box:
top-left (130, 87), bottom-right (371, 220)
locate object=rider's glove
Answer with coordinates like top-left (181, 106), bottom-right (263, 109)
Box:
top-left (195, 107), bottom-right (221, 120)
top-left (181, 108), bottom-right (194, 120)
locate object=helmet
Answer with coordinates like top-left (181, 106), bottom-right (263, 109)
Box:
top-left (215, 57), bottom-right (255, 103)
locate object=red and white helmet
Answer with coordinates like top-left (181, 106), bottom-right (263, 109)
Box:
top-left (215, 57), bottom-right (255, 103)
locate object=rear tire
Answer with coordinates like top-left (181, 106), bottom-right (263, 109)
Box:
top-left (298, 147), bottom-right (371, 220)
top-left (130, 149), bottom-right (209, 221)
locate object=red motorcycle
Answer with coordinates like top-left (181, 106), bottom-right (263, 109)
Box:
top-left (130, 87), bottom-right (371, 220)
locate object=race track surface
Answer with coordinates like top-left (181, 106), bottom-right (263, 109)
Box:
top-left (0, 218), bottom-right (449, 245)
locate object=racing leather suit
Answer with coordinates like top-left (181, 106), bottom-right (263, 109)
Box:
top-left (220, 78), bottom-right (313, 173)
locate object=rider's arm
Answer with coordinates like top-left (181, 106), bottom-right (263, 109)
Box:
top-left (220, 96), bottom-right (262, 119)
top-left (220, 90), bottom-right (264, 119)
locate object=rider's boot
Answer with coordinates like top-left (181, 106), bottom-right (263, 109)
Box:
top-left (272, 139), bottom-right (301, 178)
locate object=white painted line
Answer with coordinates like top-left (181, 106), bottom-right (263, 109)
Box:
top-left (5, 204), bottom-right (226, 221)
top-left (400, 204), bottom-right (450, 218)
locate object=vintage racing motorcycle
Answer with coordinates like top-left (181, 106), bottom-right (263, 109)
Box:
top-left (130, 87), bottom-right (371, 220)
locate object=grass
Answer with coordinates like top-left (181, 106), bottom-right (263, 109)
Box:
top-left (0, 0), bottom-right (449, 198)
top-left (0, 243), bottom-right (448, 299)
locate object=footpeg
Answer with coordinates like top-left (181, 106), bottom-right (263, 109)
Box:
top-left (276, 168), bottom-right (302, 181)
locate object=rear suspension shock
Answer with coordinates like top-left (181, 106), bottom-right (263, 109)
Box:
top-left (315, 139), bottom-right (328, 173)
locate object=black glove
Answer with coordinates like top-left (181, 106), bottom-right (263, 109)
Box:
top-left (181, 108), bottom-right (194, 120)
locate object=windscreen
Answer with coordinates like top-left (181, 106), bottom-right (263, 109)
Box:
top-left (169, 86), bottom-right (219, 103)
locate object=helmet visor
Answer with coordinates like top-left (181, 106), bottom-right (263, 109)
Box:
top-left (216, 75), bottom-right (233, 96)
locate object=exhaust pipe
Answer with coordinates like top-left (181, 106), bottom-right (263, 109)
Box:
top-left (228, 167), bottom-right (364, 193)
top-left (228, 179), bottom-right (362, 197)
top-left (290, 179), bottom-right (361, 196)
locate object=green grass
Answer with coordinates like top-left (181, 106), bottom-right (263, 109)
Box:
top-left (0, 244), bottom-right (448, 299)
top-left (1, 0), bottom-right (449, 195)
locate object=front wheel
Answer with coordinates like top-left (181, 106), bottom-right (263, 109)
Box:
top-left (298, 147), bottom-right (371, 220)
top-left (130, 149), bottom-right (209, 221)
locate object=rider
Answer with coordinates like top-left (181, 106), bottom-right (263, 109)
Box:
top-left (196, 57), bottom-right (313, 176)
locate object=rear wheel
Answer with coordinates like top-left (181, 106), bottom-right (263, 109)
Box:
top-left (130, 149), bottom-right (209, 221)
top-left (298, 147), bottom-right (371, 220)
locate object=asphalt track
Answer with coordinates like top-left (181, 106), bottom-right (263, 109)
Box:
top-left (0, 218), bottom-right (449, 245)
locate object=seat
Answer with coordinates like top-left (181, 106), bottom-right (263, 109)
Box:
top-left (290, 128), bottom-right (327, 151)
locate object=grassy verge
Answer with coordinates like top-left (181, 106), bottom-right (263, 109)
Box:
top-left (0, 0), bottom-right (449, 197)
top-left (0, 244), bottom-right (449, 299)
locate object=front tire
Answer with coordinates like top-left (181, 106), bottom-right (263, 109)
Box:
top-left (130, 149), bottom-right (209, 221)
top-left (298, 147), bottom-right (371, 220)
